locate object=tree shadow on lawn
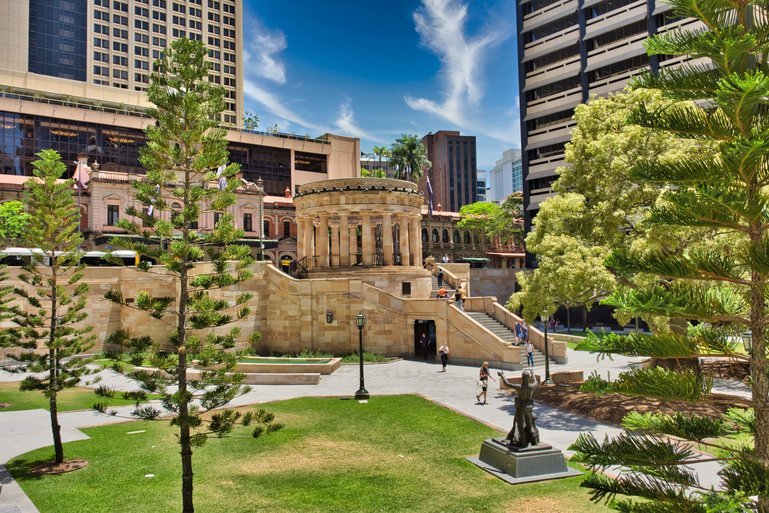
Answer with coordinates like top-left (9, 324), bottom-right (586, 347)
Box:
top-left (5, 457), bottom-right (88, 481)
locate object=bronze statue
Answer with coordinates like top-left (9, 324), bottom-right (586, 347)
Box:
top-left (498, 369), bottom-right (540, 449)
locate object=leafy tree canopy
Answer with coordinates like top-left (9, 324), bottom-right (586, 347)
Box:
top-left (0, 200), bottom-right (31, 241)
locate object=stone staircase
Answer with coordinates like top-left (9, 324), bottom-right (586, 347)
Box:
top-left (429, 274), bottom-right (455, 298)
top-left (465, 312), bottom-right (551, 367)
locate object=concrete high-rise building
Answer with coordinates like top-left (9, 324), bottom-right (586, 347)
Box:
top-left (1, 0), bottom-right (243, 125)
top-left (420, 130), bottom-right (477, 212)
top-left (517, 0), bottom-right (696, 257)
top-left (488, 149), bottom-right (522, 204)
top-left (0, 0), bottom-right (361, 248)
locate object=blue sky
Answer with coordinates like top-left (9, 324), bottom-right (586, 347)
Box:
top-left (242, 0), bottom-right (520, 171)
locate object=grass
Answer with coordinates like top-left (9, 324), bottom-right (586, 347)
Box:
top-left (0, 382), bottom-right (157, 412)
top-left (92, 358), bottom-right (137, 374)
top-left (8, 395), bottom-right (611, 513)
top-left (550, 329), bottom-right (627, 350)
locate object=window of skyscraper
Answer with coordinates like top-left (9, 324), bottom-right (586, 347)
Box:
top-left (28, 0), bottom-right (87, 81)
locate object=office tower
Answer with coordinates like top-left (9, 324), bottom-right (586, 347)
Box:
top-left (1, 0), bottom-right (243, 124)
top-left (517, 0), bottom-right (695, 260)
top-left (488, 149), bottom-right (523, 203)
top-left (476, 169), bottom-right (487, 202)
top-left (421, 130), bottom-right (477, 212)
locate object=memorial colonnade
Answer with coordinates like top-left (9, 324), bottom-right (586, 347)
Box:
top-left (293, 178), bottom-right (424, 271)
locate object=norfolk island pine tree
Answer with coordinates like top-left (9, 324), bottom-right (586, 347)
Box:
top-left (102, 38), bottom-right (280, 513)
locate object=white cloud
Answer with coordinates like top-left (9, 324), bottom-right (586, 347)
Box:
top-left (335, 100), bottom-right (386, 142)
top-left (243, 80), bottom-right (324, 132)
top-left (405, 0), bottom-right (514, 140)
top-left (243, 17), bottom-right (287, 84)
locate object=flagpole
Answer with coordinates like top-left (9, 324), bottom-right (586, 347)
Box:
top-left (74, 161), bottom-right (82, 233)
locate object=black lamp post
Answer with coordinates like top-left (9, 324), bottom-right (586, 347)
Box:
top-left (743, 331), bottom-right (753, 354)
top-left (354, 312), bottom-right (369, 400)
top-left (542, 314), bottom-right (552, 384)
top-left (256, 177), bottom-right (265, 261)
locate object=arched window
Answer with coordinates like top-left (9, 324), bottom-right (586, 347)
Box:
top-left (263, 220), bottom-right (270, 238)
top-left (463, 231), bottom-right (471, 244)
top-left (453, 230), bottom-right (460, 244)
top-left (283, 221), bottom-right (291, 239)
top-left (431, 228), bottom-right (439, 242)
top-left (442, 229), bottom-right (449, 243)
top-left (422, 228), bottom-right (428, 243)
top-left (473, 233), bottom-right (480, 245)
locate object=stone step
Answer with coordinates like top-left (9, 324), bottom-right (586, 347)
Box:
top-left (465, 311), bottom-right (555, 366)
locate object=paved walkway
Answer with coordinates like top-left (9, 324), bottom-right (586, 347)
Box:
top-left (0, 352), bottom-right (739, 512)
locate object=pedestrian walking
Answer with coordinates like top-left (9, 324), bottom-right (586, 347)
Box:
top-left (454, 288), bottom-right (464, 311)
top-left (419, 332), bottom-right (429, 360)
top-left (436, 287), bottom-right (448, 298)
top-left (437, 269), bottom-right (444, 287)
top-left (525, 340), bottom-right (534, 368)
top-left (514, 319), bottom-right (528, 346)
top-left (475, 361), bottom-right (495, 404)
top-left (438, 343), bottom-right (449, 371)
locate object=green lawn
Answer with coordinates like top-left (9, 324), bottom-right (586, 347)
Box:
top-left (8, 395), bottom-right (611, 513)
top-left (0, 382), bottom-right (154, 412)
top-left (550, 329), bottom-right (627, 350)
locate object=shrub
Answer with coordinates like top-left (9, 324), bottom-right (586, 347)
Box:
top-left (579, 371), bottom-right (612, 394)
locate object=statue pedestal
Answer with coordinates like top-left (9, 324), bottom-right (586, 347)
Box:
top-left (467, 438), bottom-right (581, 484)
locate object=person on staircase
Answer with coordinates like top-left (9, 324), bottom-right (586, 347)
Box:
top-left (514, 319), bottom-right (528, 346)
top-left (525, 339), bottom-right (534, 368)
top-left (437, 268), bottom-right (444, 287)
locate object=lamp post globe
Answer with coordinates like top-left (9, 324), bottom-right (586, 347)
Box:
top-left (355, 312), bottom-right (369, 400)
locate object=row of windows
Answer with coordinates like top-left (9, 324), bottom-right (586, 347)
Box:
top-left (527, 142), bottom-right (565, 163)
top-left (0, 112), bottom-right (299, 193)
top-left (525, 75), bottom-right (580, 102)
top-left (524, 44), bottom-right (579, 73)
top-left (526, 108), bottom-right (575, 132)
top-left (420, 228), bottom-right (482, 246)
top-left (107, 204), bottom-right (281, 238)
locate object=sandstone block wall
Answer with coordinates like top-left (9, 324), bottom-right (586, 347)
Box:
top-left (4, 261), bottom-right (526, 369)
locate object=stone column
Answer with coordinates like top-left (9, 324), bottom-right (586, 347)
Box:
top-left (349, 220), bottom-right (359, 265)
top-left (339, 213), bottom-right (350, 266)
top-left (296, 216), bottom-right (305, 262)
top-left (382, 213), bottom-right (393, 266)
top-left (306, 217), bottom-right (316, 270)
top-left (329, 217), bottom-right (340, 267)
top-left (410, 215), bottom-right (422, 266)
top-left (400, 216), bottom-right (410, 267)
top-left (361, 214), bottom-right (374, 265)
top-left (316, 214), bottom-right (329, 268)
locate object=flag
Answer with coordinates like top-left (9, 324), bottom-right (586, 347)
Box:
top-left (147, 184), bottom-right (160, 217)
top-left (216, 164), bottom-right (227, 190)
top-left (426, 175), bottom-right (434, 216)
top-left (73, 161), bottom-right (88, 190)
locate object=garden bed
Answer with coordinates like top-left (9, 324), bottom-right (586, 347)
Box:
top-left (529, 383), bottom-right (751, 427)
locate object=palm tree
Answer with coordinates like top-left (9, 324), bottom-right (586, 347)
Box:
top-left (372, 145), bottom-right (390, 174)
top-left (390, 134), bottom-right (431, 183)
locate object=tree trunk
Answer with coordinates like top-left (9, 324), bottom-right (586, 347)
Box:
top-left (178, 266), bottom-right (194, 513)
top-left (749, 229), bottom-right (769, 513)
top-left (49, 349), bottom-right (63, 465)
top-left (49, 265), bottom-right (63, 465)
top-left (179, 179), bottom-right (194, 513)
top-left (566, 307), bottom-right (571, 334)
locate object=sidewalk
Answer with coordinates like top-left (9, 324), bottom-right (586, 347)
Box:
top-left (0, 354), bottom-right (735, 511)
